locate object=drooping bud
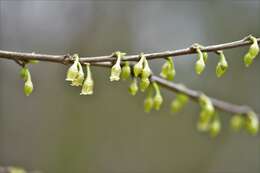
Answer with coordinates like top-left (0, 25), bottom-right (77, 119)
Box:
top-left (160, 57), bottom-right (176, 81)
top-left (71, 62), bottom-right (84, 86)
top-left (209, 116), bottom-right (221, 137)
top-left (133, 53), bottom-right (145, 77)
top-left (171, 93), bottom-right (189, 113)
top-left (129, 78), bottom-right (138, 96)
top-left (121, 61), bottom-right (131, 80)
top-left (195, 48), bottom-right (205, 75)
top-left (230, 114), bottom-right (244, 131)
top-left (245, 111), bottom-right (259, 135)
top-left (140, 78), bottom-right (150, 92)
top-left (152, 82), bottom-right (163, 110)
top-left (216, 51), bottom-right (228, 78)
top-left (244, 36), bottom-right (259, 67)
top-left (80, 63), bottom-right (94, 95)
top-left (144, 88), bottom-right (154, 113)
top-left (110, 52), bottom-right (122, 81)
top-left (199, 94), bottom-right (215, 117)
top-left (141, 58), bottom-right (152, 79)
top-left (20, 67), bottom-right (29, 81)
top-left (66, 54), bottom-right (80, 81)
top-left (202, 52), bottom-right (208, 62)
top-left (24, 78), bottom-right (34, 96)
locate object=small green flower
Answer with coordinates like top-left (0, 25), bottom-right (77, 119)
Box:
top-left (140, 78), bottom-right (150, 92)
top-left (244, 36), bottom-right (259, 67)
top-left (245, 111), bottom-right (259, 135)
top-left (133, 53), bottom-right (145, 77)
top-left (152, 82), bottom-right (163, 110)
top-left (160, 57), bottom-right (176, 81)
top-left (141, 58), bottom-right (152, 79)
top-left (195, 48), bottom-right (205, 75)
top-left (144, 88), bottom-right (154, 113)
top-left (171, 93), bottom-right (189, 113)
top-left (24, 77), bottom-right (33, 96)
top-left (216, 51), bottom-right (228, 78)
top-left (129, 78), bottom-right (138, 96)
top-left (71, 62), bottom-right (84, 86)
top-left (80, 63), bottom-right (94, 95)
top-left (66, 54), bottom-right (80, 81)
top-left (230, 114), bottom-right (244, 132)
top-left (110, 54), bottom-right (122, 81)
top-left (209, 116), bottom-right (221, 137)
top-left (121, 61), bottom-right (131, 80)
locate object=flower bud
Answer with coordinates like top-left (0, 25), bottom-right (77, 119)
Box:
top-left (216, 51), bottom-right (228, 78)
top-left (71, 62), bottom-right (84, 86)
top-left (66, 55), bottom-right (79, 81)
top-left (244, 36), bottom-right (259, 67)
top-left (141, 58), bottom-right (151, 79)
top-left (203, 52), bottom-right (208, 62)
top-left (129, 78), bottom-right (138, 96)
top-left (171, 94), bottom-right (189, 113)
top-left (197, 118), bottom-right (210, 132)
top-left (133, 54), bottom-right (145, 77)
top-left (152, 82), bottom-right (163, 110)
top-left (20, 67), bottom-right (29, 81)
top-left (209, 117), bottom-right (221, 137)
top-left (160, 57), bottom-right (176, 81)
top-left (195, 49), bottom-right (205, 75)
top-left (140, 78), bottom-right (150, 92)
top-left (245, 111), bottom-right (259, 135)
top-left (24, 78), bottom-right (33, 96)
top-left (199, 94), bottom-right (215, 116)
top-left (144, 96), bottom-right (154, 113)
top-left (230, 114), bottom-right (244, 132)
top-left (110, 55), bottom-right (121, 81)
top-left (121, 62), bottom-right (131, 80)
top-left (80, 63), bottom-right (94, 95)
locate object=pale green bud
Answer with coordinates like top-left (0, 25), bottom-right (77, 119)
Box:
top-left (171, 94), bottom-right (189, 113)
top-left (24, 78), bottom-right (33, 96)
top-left (216, 51), bottom-right (228, 78)
top-left (197, 118), bottom-right (210, 132)
top-left (110, 56), bottom-right (121, 81)
top-left (129, 78), bottom-right (138, 96)
top-left (203, 52), bottom-right (208, 62)
top-left (66, 55), bottom-right (79, 81)
top-left (209, 117), bottom-right (221, 137)
top-left (71, 62), bottom-right (84, 86)
top-left (80, 63), bottom-right (94, 95)
top-left (160, 57), bottom-right (176, 81)
top-left (152, 82), bottom-right (163, 110)
top-left (144, 96), bottom-right (154, 113)
top-left (199, 94), bottom-right (215, 116)
top-left (121, 62), bottom-right (131, 80)
top-left (244, 36), bottom-right (259, 67)
top-left (160, 61), bottom-right (170, 79)
top-left (230, 114), bottom-right (244, 131)
top-left (20, 67), bottom-right (29, 81)
top-left (140, 78), bottom-right (150, 92)
top-left (245, 111), bottom-right (259, 135)
top-left (29, 60), bottom-right (39, 64)
top-left (133, 54), bottom-right (145, 77)
top-left (195, 49), bottom-right (205, 75)
top-left (142, 59), bottom-right (152, 79)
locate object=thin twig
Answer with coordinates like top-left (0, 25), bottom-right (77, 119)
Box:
top-left (0, 36), bottom-right (258, 116)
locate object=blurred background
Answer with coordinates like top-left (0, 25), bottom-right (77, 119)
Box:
top-left (0, 1), bottom-right (260, 173)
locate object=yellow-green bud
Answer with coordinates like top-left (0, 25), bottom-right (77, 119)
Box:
top-left (197, 118), bottom-right (210, 132)
top-left (80, 63), bottom-right (94, 95)
top-left (141, 58), bottom-right (151, 79)
top-left (133, 54), bottom-right (145, 77)
top-left (244, 36), bottom-right (259, 67)
top-left (129, 78), bottom-right (138, 96)
top-left (71, 62), bottom-right (84, 86)
top-left (144, 96), bottom-right (154, 113)
top-left (245, 111), bottom-right (259, 135)
top-left (195, 49), bottom-right (205, 75)
top-left (199, 94), bottom-right (215, 116)
top-left (152, 82), bottom-right (163, 110)
top-left (20, 67), bottom-right (29, 81)
top-left (110, 55), bottom-right (121, 81)
top-left (230, 114), bottom-right (244, 131)
top-left (24, 78), bottom-right (33, 96)
top-left (209, 117), bottom-right (221, 137)
top-left (171, 94), bottom-right (189, 113)
top-left (66, 55), bottom-right (79, 81)
top-left (121, 62), bottom-right (131, 80)
top-left (216, 51), bottom-right (228, 78)
top-left (160, 57), bottom-right (176, 81)
top-left (140, 78), bottom-right (150, 92)
top-left (203, 52), bottom-right (208, 62)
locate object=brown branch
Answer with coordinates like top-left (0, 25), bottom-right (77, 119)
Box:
top-left (0, 36), bottom-right (258, 116)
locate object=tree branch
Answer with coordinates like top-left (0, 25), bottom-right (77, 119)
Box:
top-left (0, 36), bottom-right (258, 116)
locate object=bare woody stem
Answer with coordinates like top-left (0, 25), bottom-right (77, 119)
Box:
top-left (0, 36), bottom-right (258, 116)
